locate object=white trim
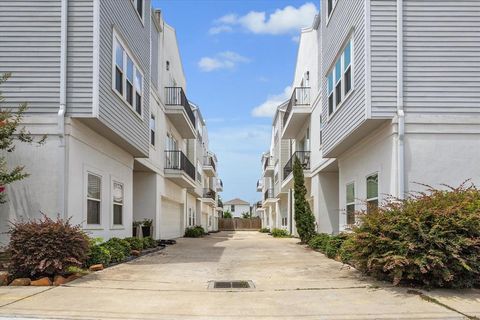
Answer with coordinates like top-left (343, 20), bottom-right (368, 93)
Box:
top-left (397, 0), bottom-right (405, 199)
top-left (92, 0), bottom-right (100, 117)
top-left (129, 0), bottom-right (145, 26)
top-left (85, 170), bottom-right (103, 229)
top-left (326, 0), bottom-right (338, 26)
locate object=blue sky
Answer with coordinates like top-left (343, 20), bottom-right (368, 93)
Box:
top-left (152, 0), bottom-right (319, 204)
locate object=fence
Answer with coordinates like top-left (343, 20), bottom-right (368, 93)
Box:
top-left (218, 218), bottom-right (261, 231)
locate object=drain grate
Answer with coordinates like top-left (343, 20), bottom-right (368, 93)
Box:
top-left (209, 280), bottom-right (255, 289)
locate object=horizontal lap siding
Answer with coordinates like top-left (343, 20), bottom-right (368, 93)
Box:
top-left (151, 17), bottom-right (159, 92)
top-left (0, 0), bottom-right (61, 114)
top-left (98, 0), bottom-right (151, 156)
top-left (67, 0), bottom-right (94, 116)
top-left (403, 1), bottom-right (480, 114)
top-left (321, 0), bottom-right (367, 155)
top-left (371, 0), bottom-right (397, 118)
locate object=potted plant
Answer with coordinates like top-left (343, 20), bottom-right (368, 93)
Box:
top-left (142, 219), bottom-right (153, 238)
top-left (132, 221), bottom-right (142, 237)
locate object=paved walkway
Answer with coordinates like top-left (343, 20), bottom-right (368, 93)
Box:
top-left (0, 231), bottom-right (479, 319)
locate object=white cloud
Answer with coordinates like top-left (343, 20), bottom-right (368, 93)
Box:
top-left (198, 51), bottom-right (250, 72)
top-left (211, 3), bottom-right (318, 35)
top-left (251, 86), bottom-right (292, 118)
top-left (209, 25), bottom-right (233, 35)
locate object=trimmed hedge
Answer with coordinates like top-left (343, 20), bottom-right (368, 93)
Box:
top-left (184, 226), bottom-right (205, 238)
top-left (345, 185), bottom-right (480, 288)
top-left (100, 238), bottom-right (131, 263)
top-left (142, 236), bottom-right (157, 249)
top-left (271, 228), bottom-right (290, 238)
top-left (125, 237), bottom-right (144, 251)
top-left (259, 228), bottom-right (270, 233)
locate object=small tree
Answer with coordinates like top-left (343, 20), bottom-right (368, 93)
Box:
top-left (0, 73), bottom-right (45, 203)
top-left (223, 210), bottom-right (232, 219)
top-left (293, 157), bottom-right (316, 243)
top-left (241, 211), bottom-right (252, 219)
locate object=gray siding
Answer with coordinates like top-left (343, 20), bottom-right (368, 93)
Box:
top-left (67, 0), bottom-right (94, 116)
top-left (98, 0), bottom-right (151, 157)
top-left (370, 0), bottom-right (397, 117)
top-left (151, 16), bottom-right (159, 92)
top-left (321, 0), bottom-right (366, 156)
top-left (403, 0), bottom-right (480, 113)
top-left (0, 0), bottom-right (61, 114)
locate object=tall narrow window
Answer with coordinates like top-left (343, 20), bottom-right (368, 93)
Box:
top-left (335, 59), bottom-right (342, 107)
top-left (346, 182), bottom-right (355, 225)
top-left (130, 0), bottom-right (143, 19)
top-left (126, 57), bottom-right (134, 106)
top-left (113, 182), bottom-right (124, 225)
top-left (327, 0), bottom-right (333, 17)
top-left (135, 71), bottom-right (142, 115)
top-left (150, 114), bottom-right (156, 146)
top-left (115, 43), bottom-right (124, 95)
top-left (344, 41), bottom-right (352, 95)
top-left (231, 205), bottom-right (235, 212)
top-left (366, 173), bottom-right (379, 213)
top-left (327, 72), bottom-right (334, 115)
top-left (87, 173), bottom-right (101, 225)
top-left (319, 115), bottom-right (323, 146)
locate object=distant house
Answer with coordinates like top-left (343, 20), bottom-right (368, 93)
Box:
top-left (223, 198), bottom-right (251, 218)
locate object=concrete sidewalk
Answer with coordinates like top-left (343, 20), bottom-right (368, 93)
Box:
top-left (0, 231), bottom-right (478, 319)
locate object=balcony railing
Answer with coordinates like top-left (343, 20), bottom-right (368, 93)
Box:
top-left (165, 87), bottom-right (196, 128)
top-left (283, 151), bottom-right (311, 180)
top-left (256, 201), bottom-right (262, 208)
top-left (218, 179), bottom-right (223, 188)
top-left (257, 179), bottom-right (263, 189)
top-left (263, 157), bottom-right (271, 171)
top-left (203, 188), bottom-right (216, 200)
top-left (164, 150), bottom-right (196, 181)
top-left (283, 87), bottom-right (311, 127)
top-left (264, 188), bottom-right (274, 201)
top-left (204, 155), bottom-right (216, 171)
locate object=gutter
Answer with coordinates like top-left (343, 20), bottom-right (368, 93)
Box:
top-left (397, 0), bottom-right (405, 199)
top-left (58, 0), bottom-right (68, 217)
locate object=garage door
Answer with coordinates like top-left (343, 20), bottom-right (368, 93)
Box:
top-left (161, 200), bottom-right (183, 239)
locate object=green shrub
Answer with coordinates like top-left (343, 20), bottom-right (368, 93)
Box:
top-left (324, 233), bottom-right (351, 259)
top-left (259, 228), bottom-right (270, 233)
top-left (8, 215), bottom-right (89, 278)
top-left (86, 243), bottom-right (111, 267)
top-left (184, 226), bottom-right (205, 238)
top-left (271, 228), bottom-right (290, 238)
top-left (142, 236), bottom-right (157, 249)
top-left (308, 233), bottom-right (331, 252)
top-left (348, 184), bottom-right (480, 288)
top-left (101, 238), bottom-right (131, 263)
top-left (125, 237), bottom-right (144, 251)
top-left (338, 236), bottom-right (356, 264)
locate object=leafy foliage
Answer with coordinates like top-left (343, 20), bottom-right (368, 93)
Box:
top-left (184, 226), bottom-right (205, 238)
top-left (324, 233), bottom-right (351, 258)
top-left (0, 73), bottom-right (46, 203)
top-left (259, 228), bottom-right (270, 233)
top-left (308, 233), bottom-right (331, 252)
top-left (223, 211), bottom-right (233, 219)
top-left (142, 236), bottom-right (157, 249)
top-left (347, 184), bottom-right (480, 288)
top-left (271, 228), bottom-right (290, 238)
top-left (241, 212), bottom-right (253, 219)
top-left (86, 244), bottom-right (111, 267)
top-left (293, 157), bottom-right (316, 243)
top-left (125, 237), bottom-right (144, 251)
top-left (101, 238), bottom-right (131, 263)
top-left (8, 215), bottom-right (89, 278)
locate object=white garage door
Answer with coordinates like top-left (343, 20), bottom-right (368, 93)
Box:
top-left (161, 200), bottom-right (183, 239)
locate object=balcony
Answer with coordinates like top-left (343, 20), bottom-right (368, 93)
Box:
top-left (164, 150), bottom-right (197, 188)
top-left (282, 87), bottom-right (311, 139)
top-left (201, 188), bottom-right (217, 206)
top-left (283, 151), bottom-right (311, 180)
top-left (217, 179), bottom-right (223, 192)
top-left (262, 156), bottom-right (274, 177)
top-left (263, 188), bottom-right (275, 203)
top-left (165, 87), bottom-right (196, 138)
top-left (203, 155), bottom-right (216, 177)
top-left (256, 179), bottom-right (263, 192)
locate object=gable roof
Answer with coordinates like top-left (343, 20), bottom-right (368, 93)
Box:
top-left (224, 198), bottom-right (250, 205)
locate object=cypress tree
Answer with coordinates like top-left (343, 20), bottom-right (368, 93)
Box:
top-left (293, 156), bottom-right (316, 243)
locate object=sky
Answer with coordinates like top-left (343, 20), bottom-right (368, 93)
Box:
top-left (152, 0), bottom-right (320, 204)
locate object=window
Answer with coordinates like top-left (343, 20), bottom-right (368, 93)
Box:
top-left (319, 115), bottom-right (323, 146)
top-left (112, 35), bottom-right (143, 116)
top-left (366, 173), bottom-right (379, 213)
top-left (87, 173), bottom-right (101, 225)
top-left (150, 114), bottom-right (156, 146)
top-left (130, 0), bottom-right (144, 19)
top-left (231, 205), bottom-right (235, 212)
top-left (346, 182), bottom-right (355, 225)
top-left (113, 182), bottom-right (124, 225)
top-left (188, 208), bottom-right (193, 227)
top-left (327, 39), bottom-right (353, 116)
top-left (327, 0), bottom-right (337, 20)
top-left (281, 217), bottom-right (288, 227)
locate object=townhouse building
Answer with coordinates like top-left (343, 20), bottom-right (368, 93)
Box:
top-left (0, 0), bottom-right (222, 245)
top-left (258, 0), bottom-right (480, 234)
top-left (223, 198), bottom-right (251, 218)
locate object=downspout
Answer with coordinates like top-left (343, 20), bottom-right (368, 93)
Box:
top-left (58, 0), bottom-right (68, 218)
top-left (397, 0), bottom-right (405, 199)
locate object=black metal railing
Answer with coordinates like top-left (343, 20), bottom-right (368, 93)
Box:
top-left (283, 87), bottom-right (311, 127)
top-left (165, 87), bottom-right (196, 128)
top-left (256, 201), bottom-right (262, 208)
top-left (264, 188), bottom-right (274, 201)
top-left (218, 179), bottom-right (223, 188)
top-left (164, 150), bottom-right (196, 181)
top-left (283, 151), bottom-right (311, 180)
top-left (257, 179), bottom-right (262, 189)
top-left (203, 188), bottom-right (216, 200)
top-left (217, 198), bottom-right (223, 207)
top-left (204, 155), bottom-right (216, 171)
top-left (263, 157), bottom-right (271, 171)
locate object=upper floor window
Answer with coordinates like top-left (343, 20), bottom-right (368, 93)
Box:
top-left (319, 115), bottom-right (323, 146)
top-left (327, 0), bottom-right (337, 20)
top-left (366, 173), bottom-right (379, 213)
top-left (231, 205), bottom-right (235, 212)
top-left (113, 34), bottom-right (143, 116)
top-left (130, 0), bottom-right (144, 20)
top-left (346, 182), bottom-right (355, 225)
top-left (327, 39), bottom-right (353, 116)
top-left (150, 114), bottom-right (156, 146)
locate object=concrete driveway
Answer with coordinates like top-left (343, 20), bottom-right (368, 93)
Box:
top-left (0, 231), bottom-right (479, 319)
